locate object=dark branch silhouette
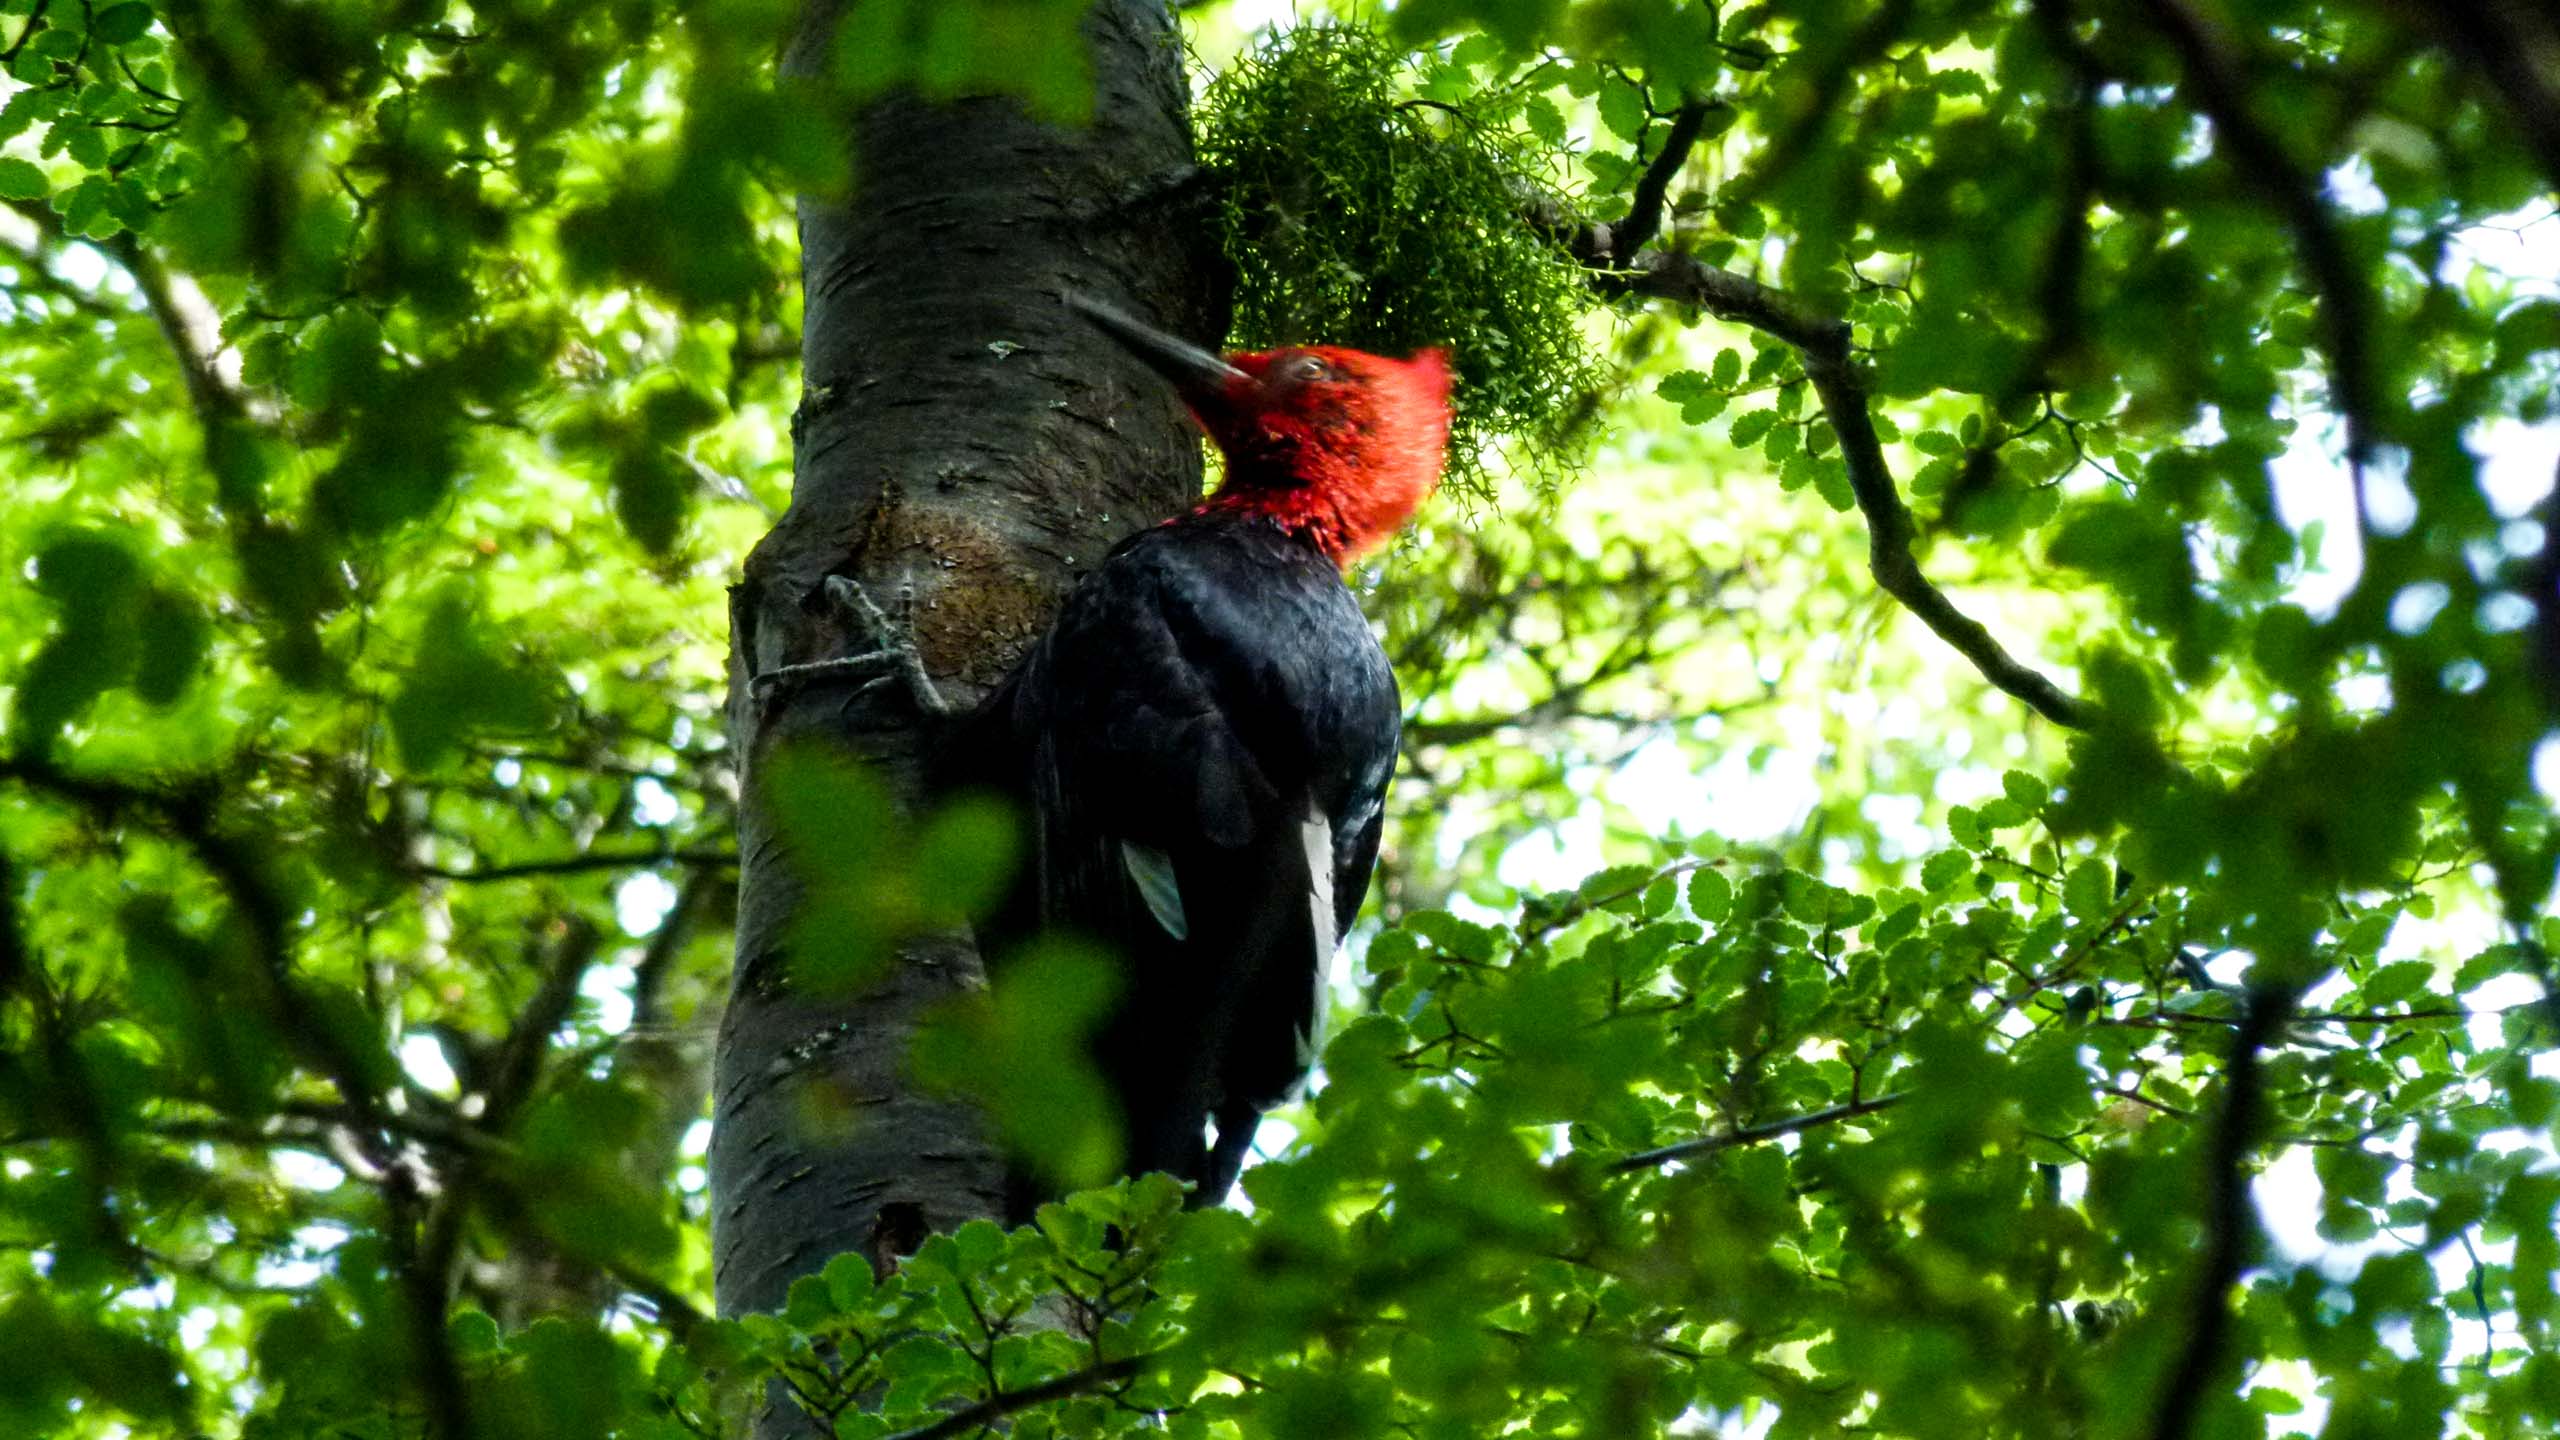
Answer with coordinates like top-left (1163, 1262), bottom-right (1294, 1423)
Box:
top-left (878, 1355), bottom-right (1148, 1440)
top-left (2137, 0), bottom-right (2379, 471)
top-left (1523, 190), bottom-right (2099, 728)
top-left (2147, 983), bottom-right (2299, 1440)
top-left (1613, 100), bottom-right (1715, 263)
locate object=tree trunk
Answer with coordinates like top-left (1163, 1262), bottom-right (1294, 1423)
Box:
top-left (709, 0), bottom-right (1215, 1375)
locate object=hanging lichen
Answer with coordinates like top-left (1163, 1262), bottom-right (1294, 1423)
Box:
top-left (1195, 25), bottom-right (1607, 496)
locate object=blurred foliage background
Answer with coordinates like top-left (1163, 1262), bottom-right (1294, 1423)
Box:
top-left (2, 0), bottom-right (2557, 1436)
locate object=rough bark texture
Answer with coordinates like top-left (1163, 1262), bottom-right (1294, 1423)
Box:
top-left (710, 0), bottom-right (1215, 1365)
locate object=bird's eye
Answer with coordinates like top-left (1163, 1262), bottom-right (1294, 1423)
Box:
top-left (1285, 353), bottom-right (1331, 383)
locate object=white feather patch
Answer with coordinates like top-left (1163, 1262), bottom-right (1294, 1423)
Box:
top-left (1296, 810), bottom-right (1336, 1074)
top-left (1120, 840), bottom-right (1188, 941)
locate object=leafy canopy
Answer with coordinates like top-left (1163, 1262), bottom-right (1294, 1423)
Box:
top-left (1, 0), bottom-right (2556, 1438)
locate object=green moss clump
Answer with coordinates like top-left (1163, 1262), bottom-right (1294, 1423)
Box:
top-left (1195, 25), bottom-right (1605, 495)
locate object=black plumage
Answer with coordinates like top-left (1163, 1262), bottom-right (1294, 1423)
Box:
top-left (969, 505), bottom-right (1399, 1213)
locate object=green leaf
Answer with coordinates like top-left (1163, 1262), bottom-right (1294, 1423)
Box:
top-left (823, 1250), bottom-right (876, 1311)
top-left (913, 793), bottom-right (1021, 927)
top-left (912, 940), bottom-right (1120, 1193)
top-left (1947, 804), bottom-right (1985, 851)
top-left (1523, 95), bottom-right (1564, 143)
top-left (1875, 900), bottom-right (1923, 947)
top-left (610, 447), bottom-right (690, 555)
top-left (1921, 849), bottom-right (1973, 890)
top-left (1687, 867), bottom-right (1733, 923)
top-left (1407, 909), bottom-right (1500, 963)
top-left (1597, 76), bottom-right (1646, 143)
top-left (782, 1275), bottom-right (833, 1328)
top-left (130, 587), bottom-right (206, 706)
top-left (90, 2), bottom-right (152, 43)
top-left (1813, 460), bottom-right (1854, 510)
top-left (1975, 797), bottom-right (2030, 830)
top-left (2358, 960), bottom-right (2433, 1008)
top-left (0, 156), bottom-right (45, 200)
top-left (2063, 860), bottom-right (2112, 921)
top-left (388, 596), bottom-right (555, 770)
top-left (2001, 770), bottom-right (2049, 811)
top-left (1657, 369), bottom-right (1728, 424)
top-left (449, 1310), bottom-right (501, 1359)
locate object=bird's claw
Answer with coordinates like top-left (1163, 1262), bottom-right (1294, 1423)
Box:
top-left (748, 575), bottom-right (950, 718)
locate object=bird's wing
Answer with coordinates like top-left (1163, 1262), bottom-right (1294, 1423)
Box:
top-left (1017, 547), bottom-right (1282, 947)
top-left (989, 523), bottom-right (1396, 1205)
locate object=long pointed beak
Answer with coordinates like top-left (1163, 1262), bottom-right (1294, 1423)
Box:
top-left (1064, 294), bottom-right (1251, 399)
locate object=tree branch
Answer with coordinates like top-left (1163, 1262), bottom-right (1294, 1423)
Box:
top-left (0, 755), bottom-right (387, 1119)
top-left (2135, 0), bottom-right (2378, 468)
top-left (1726, 0), bottom-right (1918, 205)
top-left (1613, 101), bottom-right (1715, 264)
top-left (103, 230), bottom-right (240, 429)
top-left (0, 758), bottom-right (475, 1435)
top-left (1, 197), bottom-right (238, 431)
top-left (1608, 1091), bottom-right (1908, 1172)
top-left (2021, 0), bottom-right (2104, 390)
top-left (1795, 334), bottom-right (2100, 730)
top-left (2409, 0), bottom-right (2560, 195)
top-left (482, 918), bottom-right (602, 1133)
top-left (1601, 246), bottom-right (2099, 728)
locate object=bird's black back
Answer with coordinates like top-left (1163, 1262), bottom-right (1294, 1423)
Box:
top-left (964, 507), bottom-right (1399, 1215)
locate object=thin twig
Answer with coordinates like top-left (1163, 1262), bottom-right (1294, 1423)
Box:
top-left (412, 846), bottom-right (739, 882)
top-left (1608, 1091), bottom-right (1907, 1172)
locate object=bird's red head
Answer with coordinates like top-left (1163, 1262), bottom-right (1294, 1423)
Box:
top-left (1068, 297), bottom-right (1452, 564)
top-left (1189, 345), bottom-right (1452, 563)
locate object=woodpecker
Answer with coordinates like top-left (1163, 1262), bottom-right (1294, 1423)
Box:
top-left (968, 297), bottom-right (1452, 1214)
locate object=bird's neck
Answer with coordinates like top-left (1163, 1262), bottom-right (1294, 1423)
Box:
top-left (1193, 431), bottom-right (1436, 565)
top-left (1193, 485), bottom-right (1374, 564)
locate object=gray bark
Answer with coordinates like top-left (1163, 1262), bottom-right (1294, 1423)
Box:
top-left (709, 0), bottom-right (1216, 1386)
